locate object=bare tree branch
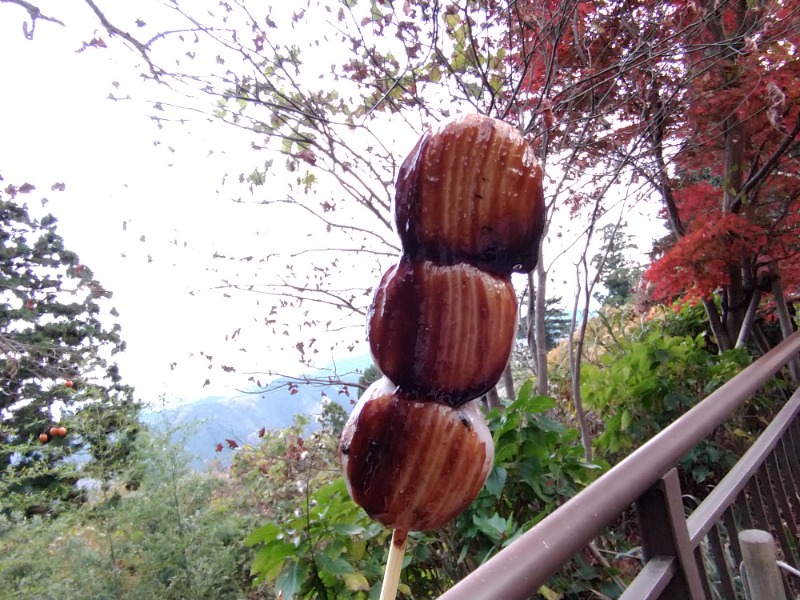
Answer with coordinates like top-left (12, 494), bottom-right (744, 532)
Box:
top-left (81, 0), bottom-right (162, 76)
top-left (1, 0), bottom-right (64, 39)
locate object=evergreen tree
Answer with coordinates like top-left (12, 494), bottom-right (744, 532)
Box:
top-left (318, 398), bottom-right (348, 438)
top-left (543, 297), bottom-right (571, 349)
top-left (592, 224), bottom-right (643, 308)
top-left (518, 297), bottom-right (571, 350)
top-left (0, 184), bottom-right (139, 517)
top-left (357, 363), bottom-right (381, 390)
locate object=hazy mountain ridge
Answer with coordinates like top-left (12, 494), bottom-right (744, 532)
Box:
top-left (141, 357), bottom-right (370, 469)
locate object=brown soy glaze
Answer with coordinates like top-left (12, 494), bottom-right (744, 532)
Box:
top-left (394, 114), bottom-right (544, 275)
top-left (366, 259), bottom-right (418, 394)
top-left (368, 258), bottom-right (516, 408)
top-left (344, 393), bottom-right (417, 522)
top-left (341, 385), bottom-right (493, 532)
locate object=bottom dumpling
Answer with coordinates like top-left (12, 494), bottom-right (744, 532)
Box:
top-left (340, 377), bottom-right (494, 532)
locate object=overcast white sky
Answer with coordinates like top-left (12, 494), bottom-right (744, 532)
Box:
top-left (0, 1), bottom-right (664, 407)
top-left (0, 1), bottom-right (377, 406)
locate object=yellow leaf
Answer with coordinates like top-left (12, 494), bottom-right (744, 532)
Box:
top-left (397, 583), bottom-right (411, 595)
top-left (343, 572), bottom-right (370, 592)
top-left (350, 539), bottom-right (367, 561)
top-left (537, 584), bottom-right (563, 600)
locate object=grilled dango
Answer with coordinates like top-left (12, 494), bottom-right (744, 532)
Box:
top-left (394, 114), bottom-right (545, 274)
top-left (341, 114), bottom-right (545, 600)
top-left (368, 258), bottom-right (517, 407)
top-left (340, 378), bottom-right (494, 532)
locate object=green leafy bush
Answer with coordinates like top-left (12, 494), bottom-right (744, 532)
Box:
top-left (580, 327), bottom-right (754, 489)
top-left (245, 381), bottom-right (609, 598)
top-left (455, 382), bottom-right (605, 563)
top-left (0, 428), bottom-right (260, 599)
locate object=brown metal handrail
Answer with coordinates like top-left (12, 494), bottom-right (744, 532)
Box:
top-left (439, 330), bottom-right (800, 600)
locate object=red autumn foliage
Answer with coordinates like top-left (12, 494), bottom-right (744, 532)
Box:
top-left (646, 212), bottom-right (770, 304)
top-left (498, 0), bottom-right (800, 343)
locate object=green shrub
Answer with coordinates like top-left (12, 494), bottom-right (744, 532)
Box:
top-left (580, 326), bottom-right (757, 490)
top-left (0, 428), bottom-right (260, 599)
top-left (245, 380), bottom-right (610, 598)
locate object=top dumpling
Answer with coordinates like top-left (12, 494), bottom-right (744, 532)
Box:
top-left (394, 114), bottom-right (545, 274)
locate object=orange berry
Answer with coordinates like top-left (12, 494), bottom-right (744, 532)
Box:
top-left (39, 433), bottom-right (49, 444)
top-left (65, 380), bottom-right (74, 388)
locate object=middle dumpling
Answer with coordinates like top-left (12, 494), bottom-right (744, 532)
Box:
top-left (368, 258), bottom-right (517, 407)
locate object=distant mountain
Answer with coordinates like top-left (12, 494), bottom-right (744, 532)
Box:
top-left (141, 357), bottom-right (371, 470)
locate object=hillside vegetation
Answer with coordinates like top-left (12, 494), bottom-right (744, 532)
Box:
top-left (1, 305), bottom-right (788, 599)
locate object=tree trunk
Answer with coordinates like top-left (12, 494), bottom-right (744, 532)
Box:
top-left (534, 254), bottom-right (549, 396)
top-left (485, 387), bottom-right (502, 411)
top-left (501, 361), bottom-right (515, 401)
top-left (570, 336), bottom-right (593, 463)
top-left (526, 271), bottom-right (538, 378)
top-left (771, 271), bottom-right (799, 383)
top-left (568, 268), bottom-right (594, 462)
top-left (723, 265), bottom-right (748, 348)
top-left (702, 299), bottom-right (732, 352)
top-left (735, 290), bottom-right (762, 349)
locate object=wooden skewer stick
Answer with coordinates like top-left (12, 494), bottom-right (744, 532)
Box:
top-left (379, 529), bottom-right (408, 600)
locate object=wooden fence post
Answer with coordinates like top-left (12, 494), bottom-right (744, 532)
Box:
top-left (635, 468), bottom-right (707, 599)
top-left (739, 529), bottom-right (787, 600)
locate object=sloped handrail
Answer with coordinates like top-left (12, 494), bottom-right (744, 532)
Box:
top-left (439, 330), bottom-right (800, 600)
